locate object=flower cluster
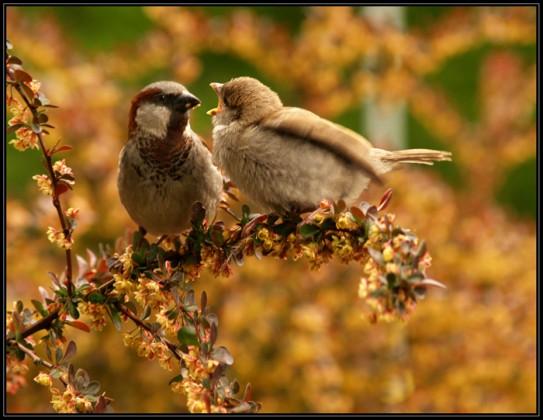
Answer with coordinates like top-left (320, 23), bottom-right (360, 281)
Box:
top-left (123, 331), bottom-right (178, 372)
top-left (46, 226), bottom-right (73, 250)
top-left (6, 355), bottom-right (29, 395)
top-left (78, 302), bottom-right (108, 331)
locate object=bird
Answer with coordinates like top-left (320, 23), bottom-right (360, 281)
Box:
top-left (207, 76), bottom-right (452, 214)
top-left (117, 81), bottom-right (223, 236)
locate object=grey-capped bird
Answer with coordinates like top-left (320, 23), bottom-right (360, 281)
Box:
top-left (117, 81), bottom-right (223, 235)
top-left (207, 76), bottom-right (452, 213)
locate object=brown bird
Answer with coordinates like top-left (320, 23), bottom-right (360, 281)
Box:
top-left (207, 76), bottom-right (452, 213)
top-left (117, 81), bottom-right (223, 235)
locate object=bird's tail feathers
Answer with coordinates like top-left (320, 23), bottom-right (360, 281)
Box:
top-left (370, 148), bottom-right (452, 174)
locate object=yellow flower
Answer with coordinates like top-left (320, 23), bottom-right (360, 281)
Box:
top-left (336, 214), bottom-right (358, 230)
top-left (383, 246), bottom-right (394, 262)
top-left (32, 174), bottom-right (52, 195)
top-left (65, 207), bottom-right (79, 218)
top-left (52, 159), bottom-right (74, 181)
top-left (46, 226), bottom-right (73, 249)
top-left (256, 227), bottom-right (270, 241)
top-left (34, 372), bottom-right (52, 387)
top-left (10, 127), bottom-right (39, 151)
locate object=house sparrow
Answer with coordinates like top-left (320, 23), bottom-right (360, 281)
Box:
top-left (117, 81), bottom-right (223, 235)
top-left (207, 76), bottom-right (452, 213)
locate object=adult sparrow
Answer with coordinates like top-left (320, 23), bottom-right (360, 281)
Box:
top-left (118, 81), bottom-right (223, 235)
top-left (208, 76), bottom-right (452, 213)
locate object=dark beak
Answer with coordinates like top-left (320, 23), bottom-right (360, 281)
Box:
top-left (177, 93), bottom-right (201, 111)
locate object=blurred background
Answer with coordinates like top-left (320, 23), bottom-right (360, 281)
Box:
top-left (6, 6), bottom-right (536, 413)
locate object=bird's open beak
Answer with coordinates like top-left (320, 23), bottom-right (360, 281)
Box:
top-left (207, 82), bottom-right (224, 116)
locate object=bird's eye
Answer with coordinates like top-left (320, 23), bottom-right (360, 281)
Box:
top-left (160, 94), bottom-right (166, 101)
top-left (222, 95), bottom-right (230, 107)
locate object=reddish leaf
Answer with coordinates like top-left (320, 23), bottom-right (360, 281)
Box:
top-left (65, 320), bottom-right (91, 333)
top-left (350, 206), bottom-right (365, 221)
top-left (55, 181), bottom-right (72, 196)
top-left (52, 145), bottom-right (72, 155)
top-left (14, 69), bottom-right (32, 83)
top-left (377, 188), bottom-right (393, 212)
top-left (7, 56), bottom-right (22, 65)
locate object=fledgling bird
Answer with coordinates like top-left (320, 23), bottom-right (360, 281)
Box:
top-left (117, 81), bottom-right (223, 235)
top-left (208, 76), bottom-right (452, 213)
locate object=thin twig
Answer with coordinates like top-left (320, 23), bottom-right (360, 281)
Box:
top-left (13, 83), bottom-right (74, 298)
top-left (116, 304), bottom-right (182, 361)
top-left (16, 342), bottom-right (68, 387)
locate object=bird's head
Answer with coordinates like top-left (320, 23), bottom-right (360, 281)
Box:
top-left (128, 81), bottom-right (201, 138)
top-left (207, 77), bottom-right (283, 126)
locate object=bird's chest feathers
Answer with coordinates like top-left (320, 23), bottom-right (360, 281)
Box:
top-left (136, 131), bottom-right (192, 180)
top-left (213, 123), bottom-right (250, 172)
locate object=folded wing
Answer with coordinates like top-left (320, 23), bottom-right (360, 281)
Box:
top-left (260, 107), bottom-right (382, 184)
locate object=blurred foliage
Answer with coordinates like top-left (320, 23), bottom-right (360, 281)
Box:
top-left (6, 5), bottom-right (536, 413)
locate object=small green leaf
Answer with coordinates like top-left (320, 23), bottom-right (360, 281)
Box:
top-left (87, 292), bottom-right (106, 304)
top-left (241, 205), bottom-right (251, 225)
top-left (168, 374), bottom-right (183, 385)
top-left (177, 325), bottom-right (198, 346)
top-left (31, 300), bottom-right (48, 317)
top-left (108, 306), bottom-right (122, 331)
top-left (141, 305), bottom-right (152, 321)
top-left (299, 223), bottom-right (321, 239)
top-left (66, 300), bottom-right (80, 319)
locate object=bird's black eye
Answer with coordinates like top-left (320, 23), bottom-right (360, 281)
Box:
top-left (160, 94), bottom-right (166, 101)
top-left (222, 95), bottom-right (230, 107)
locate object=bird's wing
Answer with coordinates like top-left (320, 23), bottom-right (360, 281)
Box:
top-left (260, 107), bottom-right (382, 183)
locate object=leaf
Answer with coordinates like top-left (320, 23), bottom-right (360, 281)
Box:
top-left (243, 382), bottom-right (253, 401)
top-left (75, 368), bottom-right (90, 390)
top-left (94, 394), bottom-right (109, 413)
top-left (419, 278), bottom-right (447, 289)
top-left (84, 380), bottom-right (101, 396)
top-left (65, 320), bottom-right (91, 333)
top-left (168, 374), bottom-right (183, 385)
top-left (55, 181), bottom-right (72, 196)
top-left (38, 286), bottom-right (50, 302)
top-left (108, 306), bottom-right (122, 331)
top-left (241, 204), bottom-right (251, 225)
top-left (205, 313), bottom-right (219, 329)
top-left (49, 368), bottom-right (63, 379)
top-left (209, 323), bottom-right (218, 346)
top-left (63, 341), bottom-right (77, 361)
top-left (183, 290), bottom-right (198, 312)
top-left (299, 223), bottom-right (321, 239)
top-left (52, 145), bottom-right (72, 155)
top-left (7, 55), bottom-right (22, 65)
top-left (200, 291), bottom-right (207, 314)
top-left (55, 347), bottom-right (63, 364)
top-left (48, 272), bottom-right (61, 287)
top-left (141, 305), bottom-right (152, 321)
top-left (66, 300), bottom-right (80, 319)
top-left (211, 346), bottom-right (234, 366)
top-left (87, 292), bottom-right (106, 304)
top-left (14, 69), bottom-right (32, 83)
top-left (377, 188), bottom-right (393, 212)
top-left (177, 325), bottom-right (199, 346)
top-left (30, 122), bottom-right (43, 136)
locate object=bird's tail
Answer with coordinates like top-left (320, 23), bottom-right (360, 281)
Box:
top-left (370, 148), bottom-right (452, 174)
